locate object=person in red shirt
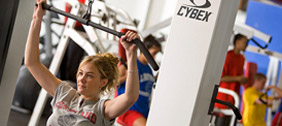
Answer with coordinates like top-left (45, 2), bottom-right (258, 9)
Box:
top-left (214, 34), bottom-right (249, 126)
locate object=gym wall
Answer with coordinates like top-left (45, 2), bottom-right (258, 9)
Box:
top-left (0, 0), bottom-right (33, 125)
top-left (0, 0), bottom-right (19, 85)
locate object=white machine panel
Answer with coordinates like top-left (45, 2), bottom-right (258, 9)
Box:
top-left (147, 0), bottom-right (240, 126)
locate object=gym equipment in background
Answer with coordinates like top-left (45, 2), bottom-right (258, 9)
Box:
top-left (36, 2), bottom-right (159, 71)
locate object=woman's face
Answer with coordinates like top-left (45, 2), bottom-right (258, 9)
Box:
top-left (77, 62), bottom-right (107, 97)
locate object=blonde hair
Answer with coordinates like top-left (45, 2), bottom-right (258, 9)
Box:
top-left (77, 53), bottom-right (119, 95)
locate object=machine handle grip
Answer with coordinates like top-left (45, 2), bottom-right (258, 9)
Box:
top-left (208, 85), bottom-right (242, 120)
top-left (232, 106), bottom-right (242, 120)
top-left (41, 2), bottom-right (50, 9)
top-left (132, 39), bottom-right (159, 71)
top-left (118, 32), bottom-right (159, 71)
top-left (250, 38), bottom-right (270, 49)
top-left (213, 99), bottom-right (242, 120)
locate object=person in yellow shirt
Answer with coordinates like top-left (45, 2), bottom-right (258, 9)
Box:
top-left (243, 73), bottom-right (276, 126)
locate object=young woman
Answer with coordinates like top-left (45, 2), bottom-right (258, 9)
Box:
top-left (25, 0), bottom-right (140, 125)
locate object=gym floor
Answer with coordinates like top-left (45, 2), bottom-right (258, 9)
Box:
top-left (8, 110), bottom-right (49, 126)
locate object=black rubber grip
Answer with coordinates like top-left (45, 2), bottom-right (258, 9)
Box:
top-left (214, 99), bottom-right (242, 120)
top-left (232, 106), bottom-right (242, 120)
top-left (132, 39), bottom-right (159, 71)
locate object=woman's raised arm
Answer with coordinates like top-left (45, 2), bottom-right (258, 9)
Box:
top-left (104, 31), bottom-right (140, 120)
top-left (25, 0), bottom-right (61, 96)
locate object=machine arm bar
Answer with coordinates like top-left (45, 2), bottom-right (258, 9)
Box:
top-left (36, 3), bottom-right (159, 71)
top-left (250, 38), bottom-right (271, 49)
